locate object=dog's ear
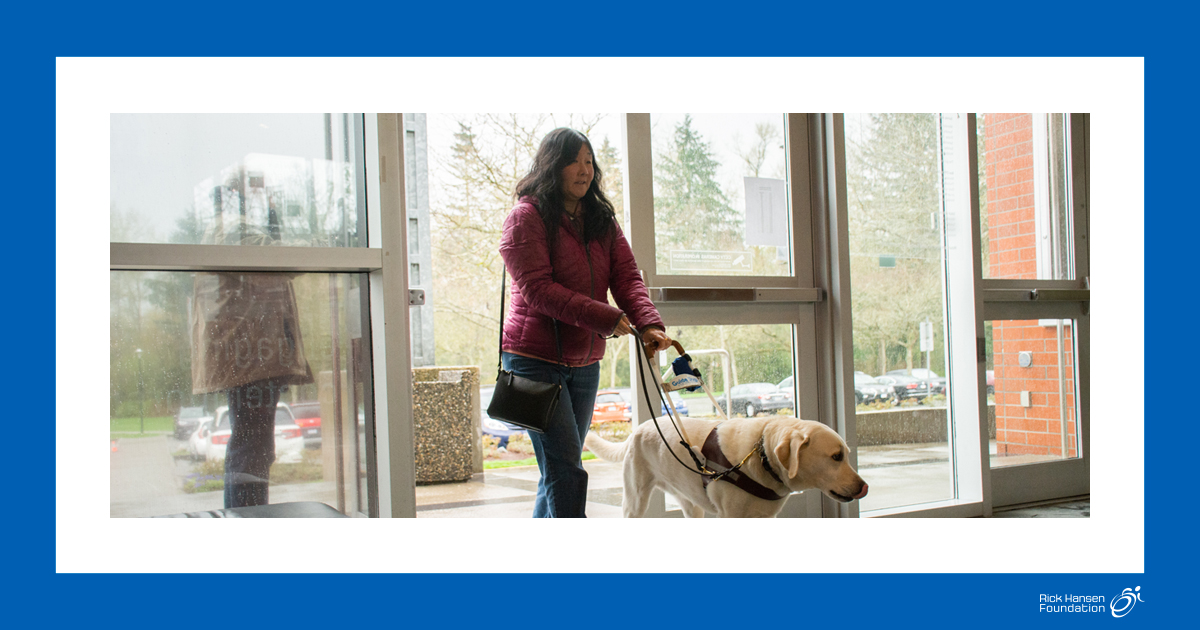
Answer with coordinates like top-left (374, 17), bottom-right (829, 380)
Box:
top-left (774, 430), bottom-right (809, 479)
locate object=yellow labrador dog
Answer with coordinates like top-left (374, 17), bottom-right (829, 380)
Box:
top-left (584, 416), bottom-right (867, 518)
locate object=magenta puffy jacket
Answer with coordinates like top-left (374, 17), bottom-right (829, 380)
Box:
top-left (499, 196), bottom-right (664, 367)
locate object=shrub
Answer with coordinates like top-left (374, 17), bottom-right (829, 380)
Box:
top-left (590, 422), bottom-right (632, 442)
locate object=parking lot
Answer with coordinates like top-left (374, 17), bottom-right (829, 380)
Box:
top-left (109, 434), bottom-right (338, 517)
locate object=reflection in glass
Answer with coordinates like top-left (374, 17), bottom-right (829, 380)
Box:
top-left (110, 114), bottom-right (364, 247)
top-left (650, 114), bottom-right (792, 278)
top-left (977, 113), bottom-right (1074, 280)
top-left (985, 319), bottom-right (1080, 467)
top-left (109, 271), bottom-right (372, 517)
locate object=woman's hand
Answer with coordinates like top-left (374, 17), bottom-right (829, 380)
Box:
top-left (641, 327), bottom-right (673, 358)
top-left (612, 315), bottom-right (635, 337)
top-left (612, 317), bottom-right (672, 357)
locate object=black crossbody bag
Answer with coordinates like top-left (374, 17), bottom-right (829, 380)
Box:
top-left (486, 268), bottom-right (563, 433)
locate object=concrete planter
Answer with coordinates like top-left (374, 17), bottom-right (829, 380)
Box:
top-left (412, 366), bottom-right (482, 484)
top-left (856, 404), bottom-right (995, 446)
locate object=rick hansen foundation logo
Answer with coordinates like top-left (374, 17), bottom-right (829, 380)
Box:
top-left (1037, 586), bottom-right (1143, 617)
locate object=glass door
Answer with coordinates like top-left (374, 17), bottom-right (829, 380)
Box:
top-left (625, 113), bottom-right (825, 518)
top-left (844, 112), bottom-right (1089, 517)
top-left (976, 113), bottom-right (1090, 507)
top-left (843, 113), bottom-right (965, 514)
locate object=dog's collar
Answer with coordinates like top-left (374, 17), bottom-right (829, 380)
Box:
top-left (700, 427), bottom-right (788, 501)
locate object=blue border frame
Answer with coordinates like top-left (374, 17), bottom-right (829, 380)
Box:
top-left (32, 2), bottom-right (1168, 627)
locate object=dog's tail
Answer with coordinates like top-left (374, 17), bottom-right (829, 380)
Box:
top-left (583, 430), bottom-right (630, 463)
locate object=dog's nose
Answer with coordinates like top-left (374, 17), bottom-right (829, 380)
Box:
top-left (853, 483), bottom-right (869, 500)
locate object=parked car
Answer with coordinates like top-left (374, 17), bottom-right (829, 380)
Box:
top-left (186, 420), bottom-right (212, 460)
top-left (875, 374), bottom-right (932, 403)
top-left (593, 390), bottom-right (630, 424)
top-left (717, 382), bottom-right (794, 418)
top-left (660, 396), bottom-right (688, 418)
top-left (986, 370), bottom-right (995, 395)
top-left (612, 387), bottom-right (687, 419)
top-left (853, 373), bottom-right (892, 405)
top-left (886, 368), bottom-right (946, 395)
top-left (174, 406), bottom-right (211, 440)
top-left (479, 386), bottom-right (528, 448)
top-left (290, 401), bottom-right (323, 448)
top-left (205, 403), bottom-right (305, 464)
top-left (776, 376), bottom-right (795, 401)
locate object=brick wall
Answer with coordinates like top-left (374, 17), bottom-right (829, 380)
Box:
top-left (983, 113), bottom-right (1037, 280)
top-left (983, 114), bottom-right (1078, 458)
top-left (990, 320), bottom-right (1077, 457)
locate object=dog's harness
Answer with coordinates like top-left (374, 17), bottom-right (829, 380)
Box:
top-left (629, 328), bottom-right (789, 502)
top-left (698, 426), bottom-right (788, 501)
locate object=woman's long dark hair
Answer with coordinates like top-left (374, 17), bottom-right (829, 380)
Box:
top-left (514, 127), bottom-right (617, 250)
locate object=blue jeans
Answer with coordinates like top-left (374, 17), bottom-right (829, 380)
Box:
top-left (501, 352), bottom-right (600, 518)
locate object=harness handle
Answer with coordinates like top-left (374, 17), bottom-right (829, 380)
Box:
top-left (630, 327), bottom-right (713, 477)
top-left (642, 336), bottom-right (686, 359)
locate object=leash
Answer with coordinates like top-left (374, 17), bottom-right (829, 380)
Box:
top-left (628, 328), bottom-right (788, 500)
top-left (629, 327), bottom-right (713, 476)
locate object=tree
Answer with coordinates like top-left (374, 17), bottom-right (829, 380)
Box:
top-left (737, 121), bottom-right (783, 178)
top-left (653, 115), bottom-right (742, 268)
top-left (845, 114), bottom-right (946, 375)
top-left (426, 114), bottom-right (614, 375)
top-left (596, 135), bottom-right (625, 231)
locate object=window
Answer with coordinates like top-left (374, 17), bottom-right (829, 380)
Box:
top-left (105, 111), bottom-right (1088, 521)
top-left (111, 114), bottom-right (366, 248)
top-left (977, 113), bottom-right (1075, 280)
top-left (985, 318), bottom-right (1080, 466)
top-left (650, 114), bottom-right (793, 278)
top-left (109, 271), bottom-right (374, 517)
top-left (109, 113), bottom-right (384, 518)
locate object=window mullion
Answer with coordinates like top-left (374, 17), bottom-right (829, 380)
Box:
top-left (109, 242), bottom-right (383, 273)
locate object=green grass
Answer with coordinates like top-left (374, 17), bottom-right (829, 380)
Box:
top-left (110, 416), bottom-right (173, 437)
top-left (483, 451), bottom-right (596, 470)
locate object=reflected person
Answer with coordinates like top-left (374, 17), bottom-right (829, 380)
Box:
top-left (191, 176), bottom-right (313, 508)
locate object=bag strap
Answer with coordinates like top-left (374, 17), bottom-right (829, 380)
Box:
top-left (498, 267), bottom-right (562, 369)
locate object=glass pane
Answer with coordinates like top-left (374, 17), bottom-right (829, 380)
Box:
top-left (407, 113), bottom-right (626, 516)
top-left (110, 114), bottom-right (365, 247)
top-left (845, 113), bottom-right (955, 512)
top-left (985, 319), bottom-right (1080, 466)
top-left (109, 271), bottom-right (374, 517)
top-left (977, 113), bottom-right (1074, 280)
top-left (650, 114), bottom-right (792, 277)
top-left (647, 324), bottom-right (797, 420)
top-left (650, 324), bottom-right (797, 514)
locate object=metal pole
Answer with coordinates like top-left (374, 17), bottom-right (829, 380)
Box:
top-left (136, 348), bottom-right (144, 434)
top-left (329, 274), bottom-right (346, 513)
top-left (1057, 320), bottom-right (1068, 458)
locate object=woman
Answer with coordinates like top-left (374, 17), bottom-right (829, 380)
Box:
top-left (500, 127), bottom-right (672, 518)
